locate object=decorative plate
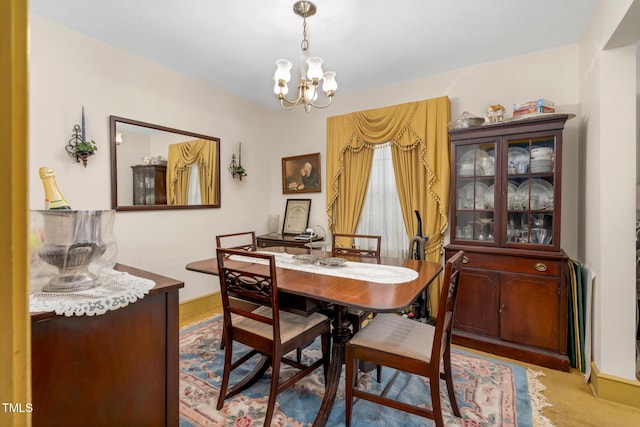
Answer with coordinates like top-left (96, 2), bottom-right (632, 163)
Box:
top-left (292, 254), bottom-right (313, 263)
top-left (458, 182), bottom-right (489, 209)
top-left (458, 149), bottom-right (493, 176)
top-left (516, 178), bottom-right (554, 210)
top-left (319, 257), bottom-right (347, 266)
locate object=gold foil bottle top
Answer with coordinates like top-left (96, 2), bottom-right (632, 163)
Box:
top-left (39, 166), bottom-right (71, 210)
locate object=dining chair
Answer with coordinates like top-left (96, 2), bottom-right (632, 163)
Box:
top-left (215, 231), bottom-right (257, 253)
top-left (216, 248), bottom-right (331, 427)
top-left (215, 231), bottom-right (260, 350)
top-left (344, 250), bottom-right (465, 427)
top-left (332, 233), bottom-right (382, 260)
top-left (216, 232), bottom-right (314, 362)
top-left (332, 232), bottom-right (383, 381)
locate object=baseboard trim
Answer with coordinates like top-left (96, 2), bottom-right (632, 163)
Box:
top-left (179, 292), bottom-right (221, 328)
top-left (590, 360), bottom-right (640, 409)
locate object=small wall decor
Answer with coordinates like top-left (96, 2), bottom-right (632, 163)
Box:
top-left (65, 106), bottom-right (97, 167)
top-left (282, 152), bottom-right (321, 194)
top-left (229, 141), bottom-right (247, 180)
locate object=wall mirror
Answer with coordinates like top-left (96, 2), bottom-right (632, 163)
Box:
top-left (110, 116), bottom-right (221, 211)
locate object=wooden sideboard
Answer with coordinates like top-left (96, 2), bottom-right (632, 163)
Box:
top-left (256, 233), bottom-right (323, 249)
top-left (31, 264), bottom-right (184, 427)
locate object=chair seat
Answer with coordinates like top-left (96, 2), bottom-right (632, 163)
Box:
top-left (234, 306), bottom-right (329, 343)
top-left (349, 313), bottom-right (436, 364)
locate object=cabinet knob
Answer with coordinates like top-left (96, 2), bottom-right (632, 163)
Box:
top-left (462, 256), bottom-right (469, 264)
top-left (534, 263), bottom-right (548, 272)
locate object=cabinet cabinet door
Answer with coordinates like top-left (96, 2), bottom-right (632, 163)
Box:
top-left (500, 273), bottom-right (560, 351)
top-left (453, 268), bottom-right (500, 336)
top-left (452, 140), bottom-right (498, 245)
top-left (502, 133), bottom-right (560, 250)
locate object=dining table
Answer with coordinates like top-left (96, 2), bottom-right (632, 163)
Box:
top-left (185, 250), bottom-right (443, 427)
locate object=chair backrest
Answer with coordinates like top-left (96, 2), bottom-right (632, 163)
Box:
top-left (216, 248), bottom-right (281, 341)
top-left (216, 231), bottom-right (257, 258)
top-left (431, 250), bottom-right (464, 362)
top-left (332, 233), bottom-right (381, 258)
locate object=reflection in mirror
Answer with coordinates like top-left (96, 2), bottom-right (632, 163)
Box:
top-left (110, 116), bottom-right (221, 211)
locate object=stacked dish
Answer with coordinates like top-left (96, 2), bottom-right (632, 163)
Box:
top-left (530, 146), bottom-right (554, 173)
top-left (458, 149), bottom-right (493, 176)
top-left (508, 147), bottom-right (529, 174)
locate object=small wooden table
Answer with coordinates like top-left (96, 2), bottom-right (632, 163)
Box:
top-left (185, 254), bottom-right (442, 426)
top-left (256, 233), bottom-right (323, 249)
top-left (31, 264), bottom-right (184, 427)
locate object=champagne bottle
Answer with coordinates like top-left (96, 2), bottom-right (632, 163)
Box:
top-left (39, 167), bottom-right (72, 210)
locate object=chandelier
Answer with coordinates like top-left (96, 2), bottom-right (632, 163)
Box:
top-left (273, 1), bottom-right (337, 112)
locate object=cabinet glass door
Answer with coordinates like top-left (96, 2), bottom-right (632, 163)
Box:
top-left (504, 136), bottom-right (556, 248)
top-left (454, 142), bottom-right (496, 243)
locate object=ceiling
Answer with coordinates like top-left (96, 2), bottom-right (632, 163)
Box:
top-left (30, 0), bottom-right (598, 110)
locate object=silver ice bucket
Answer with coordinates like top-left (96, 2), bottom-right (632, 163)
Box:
top-left (30, 210), bottom-right (117, 292)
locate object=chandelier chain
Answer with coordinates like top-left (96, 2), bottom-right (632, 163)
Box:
top-left (301, 17), bottom-right (309, 52)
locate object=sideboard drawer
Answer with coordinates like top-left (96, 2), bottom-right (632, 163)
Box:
top-left (460, 252), bottom-right (561, 277)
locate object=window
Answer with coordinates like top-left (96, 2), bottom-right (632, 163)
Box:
top-left (356, 144), bottom-right (408, 258)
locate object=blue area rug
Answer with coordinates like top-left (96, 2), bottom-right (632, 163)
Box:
top-left (179, 316), bottom-right (552, 427)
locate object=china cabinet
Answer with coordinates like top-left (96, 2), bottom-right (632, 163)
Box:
top-left (132, 164), bottom-right (167, 205)
top-left (445, 114), bottom-right (571, 371)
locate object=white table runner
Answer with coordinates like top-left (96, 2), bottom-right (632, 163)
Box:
top-left (229, 251), bottom-right (418, 284)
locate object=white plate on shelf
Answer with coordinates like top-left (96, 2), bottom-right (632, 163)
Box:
top-left (531, 146), bottom-right (553, 159)
top-left (507, 181), bottom-right (519, 209)
top-left (485, 181), bottom-right (518, 209)
top-left (459, 182), bottom-right (489, 209)
top-left (459, 149), bottom-right (493, 176)
top-left (508, 146), bottom-right (529, 173)
top-left (516, 179), bottom-right (553, 210)
top-left (484, 184), bottom-right (495, 209)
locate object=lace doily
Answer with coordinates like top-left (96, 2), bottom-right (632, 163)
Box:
top-left (30, 270), bottom-right (156, 317)
top-left (230, 251), bottom-right (419, 284)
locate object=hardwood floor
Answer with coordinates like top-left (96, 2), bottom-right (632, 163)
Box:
top-left (461, 346), bottom-right (640, 427)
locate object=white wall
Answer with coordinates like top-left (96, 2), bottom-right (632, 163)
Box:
top-left (29, 15), bottom-right (283, 302)
top-left (579, 0), bottom-right (639, 380)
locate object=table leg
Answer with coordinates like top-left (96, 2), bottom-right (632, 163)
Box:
top-left (312, 305), bottom-right (351, 427)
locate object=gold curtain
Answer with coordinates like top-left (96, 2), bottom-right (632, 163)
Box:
top-left (166, 139), bottom-right (217, 205)
top-left (326, 96), bottom-right (451, 314)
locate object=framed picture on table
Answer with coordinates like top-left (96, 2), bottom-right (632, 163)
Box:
top-left (282, 153), bottom-right (321, 194)
top-left (282, 199), bottom-right (311, 235)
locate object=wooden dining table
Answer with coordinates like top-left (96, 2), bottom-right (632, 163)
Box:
top-left (185, 252), bottom-right (443, 427)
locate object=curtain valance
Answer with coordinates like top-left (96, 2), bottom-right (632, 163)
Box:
top-left (167, 139), bottom-right (217, 205)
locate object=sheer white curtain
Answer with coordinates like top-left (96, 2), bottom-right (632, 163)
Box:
top-left (187, 163), bottom-right (202, 205)
top-left (356, 144), bottom-right (409, 258)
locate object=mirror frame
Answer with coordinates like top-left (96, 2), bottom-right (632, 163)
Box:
top-left (110, 115), bottom-right (221, 211)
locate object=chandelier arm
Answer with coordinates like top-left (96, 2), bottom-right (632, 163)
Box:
top-left (309, 96), bottom-right (334, 109)
top-left (278, 86), bottom-right (305, 108)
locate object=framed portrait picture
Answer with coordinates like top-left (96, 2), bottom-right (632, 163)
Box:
top-left (282, 152), bottom-right (321, 194)
top-left (282, 199), bottom-right (312, 235)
